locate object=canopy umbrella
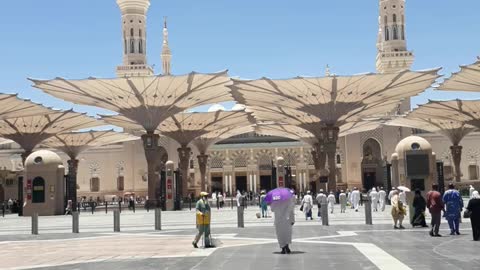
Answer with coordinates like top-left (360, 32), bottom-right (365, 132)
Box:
top-left (437, 59), bottom-right (480, 92)
top-left (397, 186), bottom-right (411, 192)
top-left (264, 188), bottom-right (294, 205)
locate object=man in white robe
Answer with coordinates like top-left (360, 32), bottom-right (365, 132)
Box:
top-left (399, 190), bottom-right (407, 205)
top-left (388, 188), bottom-right (396, 205)
top-left (470, 185), bottom-right (476, 199)
top-left (351, 187), bottom-right (361, 212)
top-left (327, 191), bottom-right (336, 214)
top-left (270, 196), bottom-right (295, 254)
top-left (370, 188), bottom-right (379, 212)
top-left (339, 190), bottom-right (347, 213)
top-left (378, 187), bottom-right (387, 211)
top-left (236, 190), bottom-right (242, 207)
top-left (316, 189), bottom-right (327, 219)
top-left (301, 190), bottom-right (313, 220)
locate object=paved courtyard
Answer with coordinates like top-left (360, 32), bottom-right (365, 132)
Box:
top-left (0, 204), bottom-right (479, 270)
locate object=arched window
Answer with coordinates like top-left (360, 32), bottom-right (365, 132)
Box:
top-left (401, 25), bottom-right (405, 40)
top-left (393, 14), bottom-right (397, 23)
top-left (90, 177), bottom-right (100, 192)
top-left (124, 39), bottom-right (127, 54)
top-left (130, 39), bottom-right (135, 53)
top-left (139, 29), bottom-right (142, 37)
top-left (130, 28), bottom-right (134, 37)
top-left (393, 25), bottom-right (398, 40)
top-left (336, 154), bottom-right (341, 164)
top-left (139, 39), bottom-right (143, 54)
top-left (117, 176), bottom-right (124, 191)
top-left (384, 16), bottom-right (389, 41)
top-left (32, 177), bottom-right (45, 203)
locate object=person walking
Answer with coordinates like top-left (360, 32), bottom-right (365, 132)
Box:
top-left (301, 190), bottom-right (313, 220)
top-left (470, 185), bottom-right (476, 199)
top-left (192, 192), bottom-right (214, 248)
top-left (351, 187), bottom-right (361, 212)
top-left (270, 193), bottom-right (295, 254)
top-left (466, 191), bottom-right (480, 241)
top-left (411, 189), bottom-right (428, 228)
top-left (378, 187), bottom-right (387, 211)
top-left (370, 188), bottom-right (379, 212)
top-left (391, 190), bottom-right (406, 229)
top-left (427, 184), bottom-right (444, 237)
top-left (339, 190), bottom-right (347, 213)
top-left (388, 188), bottom-right (396, 205)
top-left (443, 183), bottom-right (463, 235)
top-left (327, 191), bottom-right (336, 214)
top-left (236, 190), bottom-right (242, 207)
top-left (260, 190), bottom-right (268, 218)
top-left (316, 189), bottom-right (327, 218)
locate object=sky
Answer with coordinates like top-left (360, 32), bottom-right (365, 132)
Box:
top-left (0, 0), bottom-right (479, 116)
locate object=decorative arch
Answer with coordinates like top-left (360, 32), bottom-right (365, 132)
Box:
top-left (361, 138), bottom-right (383, 190)
top-left (231, 150), bottom-right (248, 168)
top-left (280, 149), bottom-right (299, 166)
top-left (255, 149), bottom-right (274, 170)
top-left (210, 151), bottom-right (224, 169)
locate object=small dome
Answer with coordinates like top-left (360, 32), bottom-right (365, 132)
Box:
top-left (25, 150), bottom-right (63, 167)
top-left (207, 104), bottom-right (226, 112)
top-left (394, 136), bottom-right (432, 157)
top-left (232, 104), bottom-right (246, 111)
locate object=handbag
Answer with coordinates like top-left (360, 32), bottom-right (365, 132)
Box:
top-left (463, 210), bottom-right (471, 219)
top-left (299, 204), bottom-right (304, 212)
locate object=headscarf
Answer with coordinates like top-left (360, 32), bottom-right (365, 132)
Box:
top-left (472, 191), bottom-right (480, 199)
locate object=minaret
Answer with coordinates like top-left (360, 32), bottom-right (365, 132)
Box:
top-left (376, 0), bottom-right (414, 74)
top-left (161, 17), bottom-right (172, 75)
top-left (116, 0), bottom-right (154, 77)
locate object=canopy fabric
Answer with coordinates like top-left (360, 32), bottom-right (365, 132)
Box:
top-left (192, 125), bottom-right (254, 153)
top-left (103, 110), bottom-right (253, 146)
top-left (30, 71), bottom-right (233, 131)
top-left (437, 59), bottom-right (480, 92)
top-left (41, 130), bottom-right (139, 158)
top-left (0, 93), bottom-right (53, 120)
top-left (405, 99), bottom-right (480, 131)
top-left (230, 69), bottom-right (440, 127)
top-left (0, 110), bottom-right (104, 151)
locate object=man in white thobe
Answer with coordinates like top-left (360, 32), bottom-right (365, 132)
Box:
top-left (270, 196), bottom-right (295, 254)
top-left (470, 185), bottom-right (476, 199)
top-left (399, 190), bottom-right (407, 205)
top-left (388, 188), bottom-right (396, 205)
top-left (316, 190), bottom-right (327, 218)
top-left (339, 190), bottom-right (347, 213)
top-left (236, 190), bottom-right (242, 207)
top-left (351, 187), bottom-right (361, 212)
top-left (327, 191), bottom-right (336, 214)
top-left (369, 188), bottom-right (379, 212)
top-left (301, 191), bottom-right (313, 220)
top-left (378, 187), bottom-right (387, 211)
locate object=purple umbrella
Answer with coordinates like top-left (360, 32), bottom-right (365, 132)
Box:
top-left (264, 188), bottom-right (294, 205)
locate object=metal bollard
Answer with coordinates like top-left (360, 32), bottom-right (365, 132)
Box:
top-left (231, 197), bottom-right (234, 209)
top-left (365, 198), bottom-right (372, 225)
top-left (118, 202), bottom-right (122, 213)
top-left (31, 213), bottom-right (39, 235)
top-left (105, 202), bottom-right (108, 214)
top-left (91, 203), bottom-right (94, 214)
top-left (72, 211), bottom-right (79, 233)
top-left (155, 208), bottom-right (162, 230)
top-left (113, 210), bottom-right (120, 232)
top-left (237, 205), bottom-right (244, 228)
top-left (321, 203), bottom-right (329, 226)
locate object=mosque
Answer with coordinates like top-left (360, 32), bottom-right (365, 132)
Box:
top-left (0, 0), bottom-right (479, 201)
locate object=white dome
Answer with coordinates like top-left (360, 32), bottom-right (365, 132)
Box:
top-left (232, 104), bottom-right (246, 111)
top-left (207, 104), bottom-right (226, 112)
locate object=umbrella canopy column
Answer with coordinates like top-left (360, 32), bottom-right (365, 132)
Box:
top-left (141, 133), bottom-right (161, 204)
top-left (177, 146), bottom-right (191, 197)
top-left (197, 154), bottom-right (209, 192)
top-left (321, 126), bottom-right (339, 192)
top-left (450, 144), bottom-right (463, 182)
top-left (67, 158), bottom-right (79, 210)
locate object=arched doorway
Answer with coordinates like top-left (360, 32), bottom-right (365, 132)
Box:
top-left (361, 138), bottom-right (383, 191)
top-left (0, 185), bottom-right (4, 202)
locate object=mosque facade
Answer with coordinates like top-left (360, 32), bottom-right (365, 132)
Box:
top-left (0, 0), bottom-right (479, 201)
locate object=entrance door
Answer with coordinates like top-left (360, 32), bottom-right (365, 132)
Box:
top-left (235, 176), bottom-right (247, 193)
top-left (211, 177), bottom-right (223, 193)
top-left (363, 172), bottom-right (376, 191)
top-left (260, 175), bottom-right (273, 191)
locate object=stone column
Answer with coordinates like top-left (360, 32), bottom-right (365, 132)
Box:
top-left (67, 158), bottom-right (79, 211)
top-left (141, 133), bottom-right (160, 203)
top-left (450, 144), bottom-right (463, 182)
top-left (224, 173), bottom-right (228, 193)
top-left (177, 145), bottom-right (191, 197)
top-left (197, 154), bottom-right (209, 192)
top-left (253, 173), bottom-right (257, 193)
top-left (322, 126), bottom-right (339, 192)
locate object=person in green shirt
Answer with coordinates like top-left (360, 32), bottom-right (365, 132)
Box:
top-left (192, 191), bottom-right (214, 248)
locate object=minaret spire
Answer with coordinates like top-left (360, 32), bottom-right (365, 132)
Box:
top-left (325, 64), bottom-right (331, 77)
top-left (161, 16), bottom-right (172, 75)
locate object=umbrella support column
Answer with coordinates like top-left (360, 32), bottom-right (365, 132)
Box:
top-left (364, 197), bottom-right (372, 225)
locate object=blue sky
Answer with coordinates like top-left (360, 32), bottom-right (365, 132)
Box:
top-left (0, 0), bottom-right (479, 116)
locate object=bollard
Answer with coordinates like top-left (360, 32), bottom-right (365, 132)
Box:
top-left (231, 197), bottom-right (234, 209)
top-left (91, 203), bottom-right (94, 214)
top-left (113, 210), bottom-right (120, 232)
top-left (133, 202), bottom-right (136, 213)
top-left (118, 201), bottom-right (122, 213)
top-left (189, 198), bottom-right (192, 211)
top-left (31, 213), bottom-right (39, 235)
top-left (155, 208), bottom-right (162, 230)
top-left (72, 211), bottom-right (79, 233)
top-left (105, 202), bottom-right (108, 214)
top-left (237, 205), bottom-right (244, 228)
top-left (321, 203), bottom-right (329, 226)
top-left (365, 197), bottom-right (372, 225)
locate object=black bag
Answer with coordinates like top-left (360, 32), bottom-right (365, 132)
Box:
top-left (299, 204), bottom-right (304, 212)
top-left (463, 210), bottom-right (471, 219)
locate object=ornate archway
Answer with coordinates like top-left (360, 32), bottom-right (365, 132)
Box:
top-left (361, 138), bottom-right (383, 191)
